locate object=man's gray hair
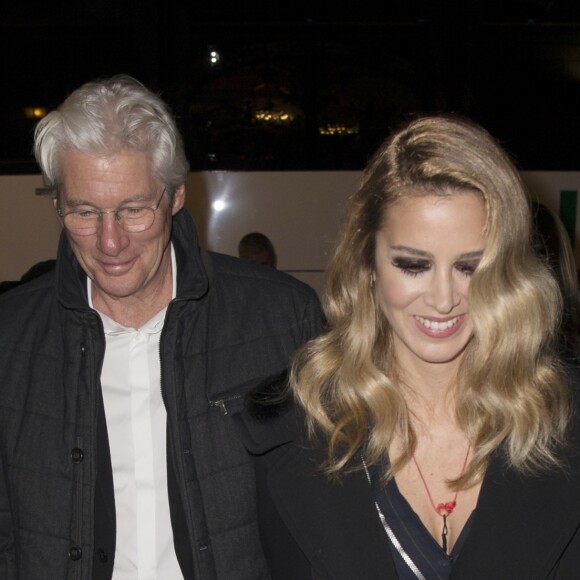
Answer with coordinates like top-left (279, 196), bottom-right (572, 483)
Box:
top-left (34, 74), bottom-right (189, 199)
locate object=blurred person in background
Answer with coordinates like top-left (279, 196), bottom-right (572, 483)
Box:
top-left (238, 231), bottom-right (278, 268)
top-left (532, 201), bottom-right (580, 357)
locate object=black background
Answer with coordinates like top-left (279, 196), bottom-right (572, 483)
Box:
top-left (2, 0), bottom-right (580, 172)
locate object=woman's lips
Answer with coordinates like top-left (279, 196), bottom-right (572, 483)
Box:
top-left (413, 314), bottom-right (466, 337)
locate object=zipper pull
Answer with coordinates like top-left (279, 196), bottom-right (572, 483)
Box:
top-left (210, 399), bottom-right (228, 415)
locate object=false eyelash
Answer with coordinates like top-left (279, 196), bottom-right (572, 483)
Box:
top-left (455, 261), bottom-right (480, 276)
top-left (391, 259), bottom-right (430, 276)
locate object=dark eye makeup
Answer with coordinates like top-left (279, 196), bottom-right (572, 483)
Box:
top-left (455, 260), bottom-right (480, 276)
top-left (391, 256), bottom-right (481, 277)
top-left (391, 257), bottom-right (431, 276)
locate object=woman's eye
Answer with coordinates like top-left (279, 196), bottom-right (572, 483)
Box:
top-left (392, 258), bottom-right (430, 276)
top-left (456, 261), bottom-right (479, 276)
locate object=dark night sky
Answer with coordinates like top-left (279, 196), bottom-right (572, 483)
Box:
top-left (2, 0), bottom-right (580, 171)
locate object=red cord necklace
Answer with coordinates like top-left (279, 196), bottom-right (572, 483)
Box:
top-left (411, 445), bottom-right (471, 554)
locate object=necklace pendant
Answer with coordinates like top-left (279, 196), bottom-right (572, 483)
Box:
top-left (411, 444), bottom-right (471, 556)
top-left (436, 500), bottom-right (457, 517)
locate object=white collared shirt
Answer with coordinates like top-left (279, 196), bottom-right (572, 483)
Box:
top-left (89, 247), bottom-right (183, 579)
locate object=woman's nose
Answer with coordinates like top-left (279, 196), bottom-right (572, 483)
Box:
top-left (424, 271), bottom-right (460, 313)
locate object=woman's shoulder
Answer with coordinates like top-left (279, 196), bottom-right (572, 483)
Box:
top-left (233, 370), bottom-right (308, 456)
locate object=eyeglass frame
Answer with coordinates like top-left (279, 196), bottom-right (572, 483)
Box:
top-left (55, 187), bottom-right (168, 236)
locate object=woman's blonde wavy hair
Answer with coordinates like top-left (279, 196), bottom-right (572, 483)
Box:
top-left (290, 114), bottom-right (570, 488)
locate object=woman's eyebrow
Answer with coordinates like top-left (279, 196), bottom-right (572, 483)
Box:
top-left (458, 251), bottom-right (484, 260)
top-left (390, 246), bottom-right (484, 260)
top-left (390, 245), bottom-right (431, 257)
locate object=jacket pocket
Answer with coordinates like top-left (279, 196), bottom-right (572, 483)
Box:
top-left (208, 392), bottom-right (245, 416)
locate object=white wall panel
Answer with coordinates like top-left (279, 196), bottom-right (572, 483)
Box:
top-left (1, 171), bottom-right (578, 298)
top-left (0, 175), bottom-right (59, 282)
top-left (184, 171), bottom-right (361, 295)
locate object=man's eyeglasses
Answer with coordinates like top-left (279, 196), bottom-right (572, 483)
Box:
top-left (57, 188), bottom-right (167, 236)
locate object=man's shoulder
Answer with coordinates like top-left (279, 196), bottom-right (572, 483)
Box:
top-left (205, 251), bottom-right (318, 298)
top-left (0, 271), bottom-right (55, 304)
top-left (0, 272), bottom-right (57, 327)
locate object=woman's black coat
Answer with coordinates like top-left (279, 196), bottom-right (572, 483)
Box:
top-left (235, 374), bottom-right (580, 580)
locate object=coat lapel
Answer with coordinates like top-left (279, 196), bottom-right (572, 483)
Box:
top-left (268, 443), bottom-right (398, 580)
top-left (452, 429), bottom-right (580, 578)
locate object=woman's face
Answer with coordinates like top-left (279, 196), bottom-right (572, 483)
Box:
top-left (373, 192), bottom-right (486, 369)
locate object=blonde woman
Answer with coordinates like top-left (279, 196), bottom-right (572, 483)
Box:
top-left (236, 115), bottom-right (580, 579)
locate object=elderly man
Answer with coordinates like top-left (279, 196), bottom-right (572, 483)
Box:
top-left (0, 75), bottom-right (324, 579)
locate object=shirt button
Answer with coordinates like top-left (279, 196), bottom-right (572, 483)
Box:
top-left (68, 545), bottom-right (82, 561)
top-left (70, 448), bottom-right (84, 464)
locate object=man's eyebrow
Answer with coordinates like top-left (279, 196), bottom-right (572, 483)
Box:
top-left (61, 198), bottom-right (97, 208)
top-left (61, 193), bottom-right (152, 208)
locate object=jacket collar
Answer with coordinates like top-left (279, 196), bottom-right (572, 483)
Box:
top-left (55, 208), bottom-right (209, 311)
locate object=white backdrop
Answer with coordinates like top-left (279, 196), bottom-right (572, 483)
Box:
top-left (1, 171), bottom-right (579, 296)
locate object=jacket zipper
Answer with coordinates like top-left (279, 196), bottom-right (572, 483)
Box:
top-left (159, 297), bottom-right (184, 407)
top-left (208, 393), bottom-right (243, 415)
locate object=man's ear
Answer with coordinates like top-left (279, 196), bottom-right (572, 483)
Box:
top-left (171, 184), bottom-right (186, 215)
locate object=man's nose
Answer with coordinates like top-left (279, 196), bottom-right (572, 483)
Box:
top-left (95, 212), bottom-right (129, 256)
